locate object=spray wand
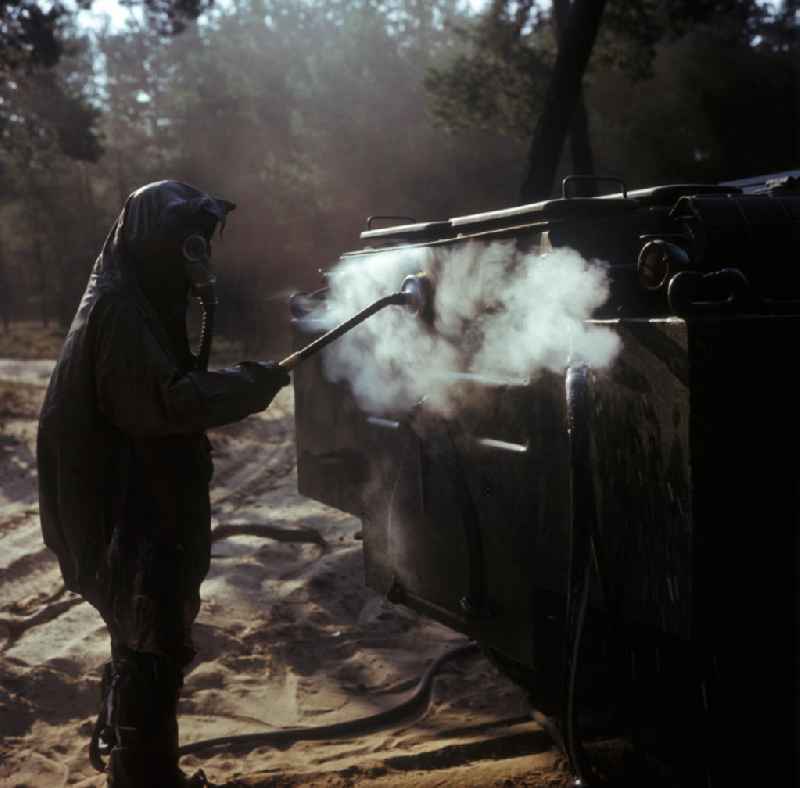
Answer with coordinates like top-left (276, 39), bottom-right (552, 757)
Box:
top-left (278, 273), bottom-right (432, 371)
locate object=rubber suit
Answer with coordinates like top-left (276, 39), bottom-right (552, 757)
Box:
top-left (36, 181), bottom-right (290, 787)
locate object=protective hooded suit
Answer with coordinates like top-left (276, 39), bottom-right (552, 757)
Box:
top-left (36, 180), bottom-right (290, 787)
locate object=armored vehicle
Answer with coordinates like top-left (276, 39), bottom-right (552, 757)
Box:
top-left (289, 171), bottom-right (800, 786)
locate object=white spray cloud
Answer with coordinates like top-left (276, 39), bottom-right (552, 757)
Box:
top-left (312, 241), bottom-right (620, 415)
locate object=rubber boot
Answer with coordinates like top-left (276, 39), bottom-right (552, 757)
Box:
top-left (90, 661), bottom-right (117, 771)
top-left (106, 709), bottom-right (209, 787)
top-left (104, 650), bottom-right (205, 788)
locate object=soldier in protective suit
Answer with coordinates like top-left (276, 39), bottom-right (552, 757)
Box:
top-left (36, 180), bottom-right (291, 787)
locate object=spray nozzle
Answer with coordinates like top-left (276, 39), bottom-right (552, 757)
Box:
top-left (399, 272), bottom-right (434, 321)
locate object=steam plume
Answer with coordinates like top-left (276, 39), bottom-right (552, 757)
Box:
top-left (313, 242), bottom-right (619, 415)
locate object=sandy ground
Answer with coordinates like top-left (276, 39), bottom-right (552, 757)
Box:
top-left (0, 357), bottom-right (572, 788)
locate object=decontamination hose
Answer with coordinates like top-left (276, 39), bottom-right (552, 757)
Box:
top-left (279, 292), bottom-right (406, 370)
top-left (178, 641), bottom-right (479, 756)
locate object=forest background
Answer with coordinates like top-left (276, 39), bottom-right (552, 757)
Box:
top-left (1, 0), bottom-right (798, 357)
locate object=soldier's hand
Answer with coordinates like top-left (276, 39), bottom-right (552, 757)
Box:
top-left (253, 360), bottom-right (291, 388)
top-left (239, 361), bottom-right (291, 406)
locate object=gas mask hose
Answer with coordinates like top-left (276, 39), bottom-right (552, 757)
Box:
top-left (182, 234), bottom-right (217, 372)
top-left (196, 297), bottom-right (215, 372)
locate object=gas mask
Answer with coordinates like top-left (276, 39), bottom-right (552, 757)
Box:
top-left (181, 233), bottom-right (216, 371)
top-left (182, 234), bottom-right (216, 304)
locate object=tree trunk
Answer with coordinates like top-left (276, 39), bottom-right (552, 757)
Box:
top-left (520, 0), bottom-right (607, 202)
top-left (80, 161), bottom-right (98, 224)
top-left (25, 189), bottom-right (49, 328)
top-left (34, 231), bottom-right (48, 328)
top-left (0, 235), bottom-right (9, 331)
top-left (552, 0), bottom-right (596, 195)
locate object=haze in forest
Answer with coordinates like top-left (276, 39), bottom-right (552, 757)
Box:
top-left (0, 0), bottom-right (797, 356)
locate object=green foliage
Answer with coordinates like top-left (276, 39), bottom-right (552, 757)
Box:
top-left (0, 0), bottom-right (796, 344)
top-left (0, 0), bottom-right (210, 72)
top-left (0, 0), bottom-right (524, 342)
top-left (425, 26), bottom-right (550, 139)
top-left (593, 0), bottom-right (662, 80)
top-left (0, 32), bottom-right (102, 177)
top-left (135, 0), bottom-right (213, 35)
top-left (426, 0), bottom-right (798, 185)
top-left (425, 5), bottom-right (554, 141)
top-left (0, 0), bottom-right (66, 73)
top-left (592, 23), bottom-right (800, 186)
